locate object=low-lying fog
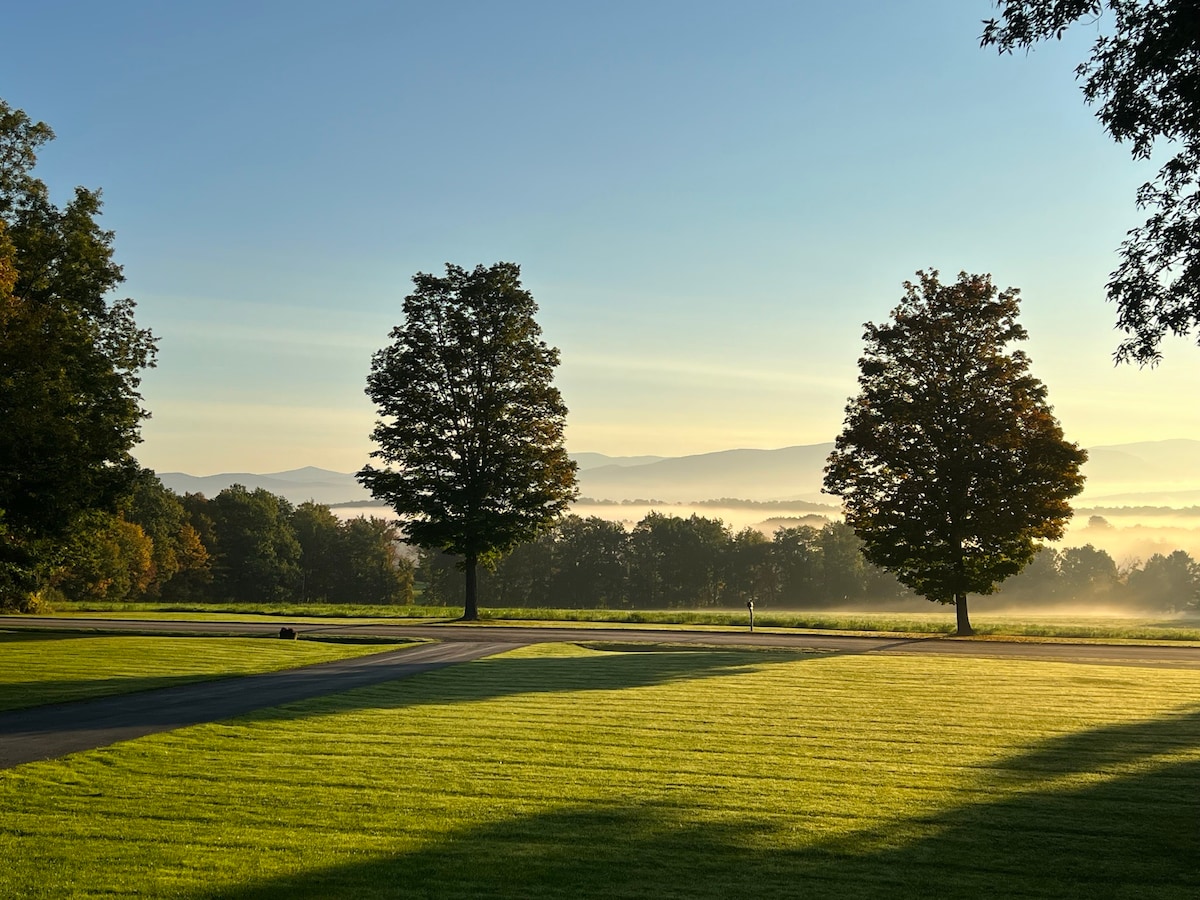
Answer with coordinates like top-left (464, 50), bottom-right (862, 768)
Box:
top-left (334, 501), bottom-right (1200, 566)
top-left (1063, 503), bottom-right (1200, 560)
top-left (332, 501), bottom-right (834, 534)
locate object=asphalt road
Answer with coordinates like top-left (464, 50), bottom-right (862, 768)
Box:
top-left (6, 615), bottom-right (1200, 665)
top-left (0, 639), bottom-right (518, 769)
top-left (5, 616), bottom-right (1200, 769)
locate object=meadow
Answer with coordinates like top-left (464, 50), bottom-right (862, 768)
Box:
top-left (38, 601), bottom-right (1200, 642)
top-left (0, 633), bottom-right (395, 711)
top-left (2, 638), bottom-right (1199, 897)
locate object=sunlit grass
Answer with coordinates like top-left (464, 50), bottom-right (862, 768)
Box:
top-left (2, 643), bottom-right (1199, 897)
top-left (41, 600), bottom-right (464, 620)
top-left (481, 607), bottom-right (1200, 641)
top-left (35, 601), bottom-right (1200, 642)
top-left (0, 633), bottom-right (397, 711)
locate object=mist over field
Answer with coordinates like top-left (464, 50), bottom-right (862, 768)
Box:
top-left (1063, 515), bottom-right (1200, 564)
top-left (167, 439), bottom-right (1200, 575)
top-left (569, 501), bottom-right (833, 534)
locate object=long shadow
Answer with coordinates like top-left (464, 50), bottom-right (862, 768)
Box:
top-left (194, 707), bottom-right (1200, 899)
top-left (980, 702), bottom-right (1200, 780)
top-left (0, 629), bottom-right (264, 713)
top-left (0, 673), bottom-right (248, 713)
top-left (232, 648), bottom-right (810, 726)
top-left (0, 645), bottom-right (820, 768)
top-left (0, 630), bottom-right (97, 643)
top-left (0, 643), bottom-right (501, 768)
top-left (808, 704), bottom-right (1200, 894)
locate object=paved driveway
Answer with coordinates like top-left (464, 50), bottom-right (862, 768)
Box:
top-left (0, 640), bottom-right (517, 769)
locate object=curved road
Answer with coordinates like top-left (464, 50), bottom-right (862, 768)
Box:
top-left (4, 616), bottom-right (1200, 769)
top-left (6, 615), bottom-right (1200, 665)
top-left (0, 639), bottom-right (517, 769)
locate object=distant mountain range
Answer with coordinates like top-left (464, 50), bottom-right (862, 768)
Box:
top-left (158, 467), bottom-right (369, 506)
top-left (158, 439), bottom-right (1200, 507)
top-left (576, 445), bottom-right (834, 502)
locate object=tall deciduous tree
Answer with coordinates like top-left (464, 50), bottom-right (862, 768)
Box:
top-left (1058, 543), bottom-right (1120, 597)
top-left (122, 470), bottom-right (210, 597)
top-left (628, 512), bottom-right (729, 608)
top-left (1126, 549), bottom-right (1200, 611)
top-left (981, 1), bottom-right (1200, 364)
top-left (551, 515), bottom-right (629, 608)
top-left (358, 262), bottom-right (577, 620)
top-left (53, 510), bottom-right (154, 603)
top-left (291, 501), bottom-right (342, 602)
top-left (0, 99), bottom-right (156, 608)
top-left (206, 485), bottom-right (302, 603)
top-left (823, 270), bottom-right (1087, 634)
top-left (336, 516), bottom-right (414, 605)
top-left (771, 525), bottom-right (823, 604)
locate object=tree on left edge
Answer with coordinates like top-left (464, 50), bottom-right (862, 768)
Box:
top-left (0, 98), bottom-right (157, 610)
top-left (358, 262), bottom-right (577, 620)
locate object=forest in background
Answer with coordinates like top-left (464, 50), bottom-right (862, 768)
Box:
top-left (45, 472), bottom-right (412, 607)
top-left (420, 511), bottom-right (1197, 613)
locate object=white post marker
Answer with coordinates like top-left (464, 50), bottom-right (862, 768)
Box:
top-left (747, 600), bottom-right (754, 632)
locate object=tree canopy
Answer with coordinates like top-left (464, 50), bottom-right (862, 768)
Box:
top-left (823, 270), bottom-right (1087, 634)
top-left (981, 1), bottom-right (1200, 364)
top-left (417, 512), bottom-right (907, 611)
top-left (358, 262), bottom-right (577, 619)
top-left (0, 98), bottom-right (156, 608)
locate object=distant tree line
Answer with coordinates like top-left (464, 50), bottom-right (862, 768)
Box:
top-left (45, 473), bottom-right (413, 605)
top-left (997, 543), bottom-right (1200, 613)
top-left (417, 511), bottom-right (1200, 613)
top-left (419, 513), bottom-right (905, 609)
top-left (42, 485), bottom-right (1200, 614)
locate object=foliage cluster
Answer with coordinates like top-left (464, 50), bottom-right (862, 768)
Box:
top-left (825, 270), bottom-right (1086, 634)
top-left (360, 262), bottom-right (577, 619)
top-left (417, 508), bottom-right (1200, 614)
top-left (419, 513), bottom-right (905, 609)
top-left (0, 100), bottom-right (156, 609)
top-left (43, 477), bottom-right (413, 606)
top-left (1003, 542), bottom-right (1200, 611)
top-left (983, 0), bottom-right (1200, 364)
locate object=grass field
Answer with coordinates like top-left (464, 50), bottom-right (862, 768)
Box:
top-left (34, 600), bottom-right (1200, 642)
top-left (0, 633), bottom-right (398, 711)
top-left (2, 641), bottom-right (1199, 897)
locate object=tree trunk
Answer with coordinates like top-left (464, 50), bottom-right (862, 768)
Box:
top-left (462, 553), bottom-right (479, 621)
top-left (955, 591), bottom-right (974, 636)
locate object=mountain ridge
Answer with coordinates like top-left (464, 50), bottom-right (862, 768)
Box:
top-left (157, 440), bottom-right (1200, 506)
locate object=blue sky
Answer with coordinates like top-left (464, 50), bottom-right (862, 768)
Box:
top-left (6, 1), bottom-right (1198, 474)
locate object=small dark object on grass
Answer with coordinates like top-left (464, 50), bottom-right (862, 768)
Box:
top-left (279, 627), bottom-right (297, 640)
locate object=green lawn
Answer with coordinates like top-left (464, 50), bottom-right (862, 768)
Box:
top-left (0, 633), bottom-right (398, 711)
top-left (38, 601), bottom-right (1200, 641)
top-left (2, 642), bottom-right (1199, 898)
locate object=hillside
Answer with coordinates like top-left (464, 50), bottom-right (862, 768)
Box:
top-left (158, 439), bottom-right (1200, 506)
top-left (576, 445), bottom-right (833, 502)
top-left (158, 468), bottom-right (369, 506)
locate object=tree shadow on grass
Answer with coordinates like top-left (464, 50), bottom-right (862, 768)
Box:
top-left (0, 674), bottom-right (245, 714)
top-left (0, 630), bottom-right (96, 643)
top-left (0, 630), bottom-right (257, 713)
top-left (1, 644), bottom-right (822, 762)
top-left (232, 648), bottom-right (815, 727)
top-left (195, 707), bottom-right (1200, 900)
top-left (982, 703), bottom-right (1200, 779)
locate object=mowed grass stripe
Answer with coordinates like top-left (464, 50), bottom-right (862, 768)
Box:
top-left (36, 602), bottom-right (1200, 641)
top-left (2, 643), bottom-right (1199, 898)
top-left (0, 633), bottom-right (400, 710)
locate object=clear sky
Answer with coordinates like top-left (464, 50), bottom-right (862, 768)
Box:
top-left (6, 1), bottom-right (1199, 474)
